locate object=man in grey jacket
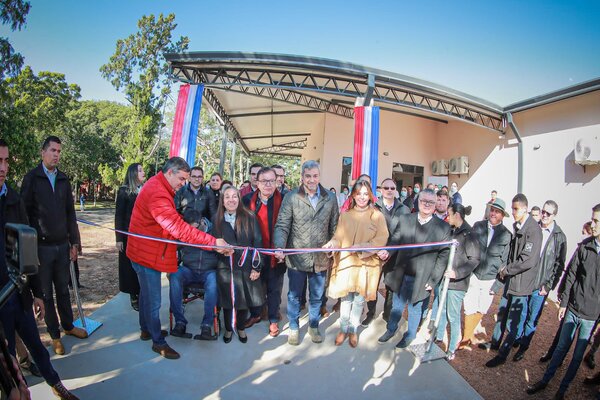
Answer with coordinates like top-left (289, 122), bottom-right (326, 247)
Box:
top-left (274, 160), bottom-right (339, 345)
top-left (486, 193), bottom-right (542, 367)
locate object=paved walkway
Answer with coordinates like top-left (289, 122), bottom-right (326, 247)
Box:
top-left (29, 278), bottom-right (482, 400)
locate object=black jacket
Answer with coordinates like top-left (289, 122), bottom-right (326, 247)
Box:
top-left (504, 216), bottom-right (543, 296)
top-left (471, 220), bottom-right (512, 281)
top-left (384, 213), bottom-right (451, 303)
top-left (214, 216), bottom-right (264, 310)
top-left (114, 185), bottom-right (137, 243)
top-left (374, 198), bottom-right (410, 272)
top-left (534, 222), bottom-right (567, 291)
top-left (448, 222), bottom-right (481, 292)
top-left (174, 183), bottom-right (217, 220)
top-left (560, 237), bottom-right (600, 321)
top-left (0, 185), bottom-right (41, 311)
top-left (20, 162), bottom-right (80, 246)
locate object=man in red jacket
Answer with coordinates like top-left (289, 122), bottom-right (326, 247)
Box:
top-left (127, 157), bottom-right (231, 360)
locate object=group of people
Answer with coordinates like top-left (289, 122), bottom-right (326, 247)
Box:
top-left (1, 134), bottom-right (598, 400)
top-left (116, 155), bottom-right (600, 400)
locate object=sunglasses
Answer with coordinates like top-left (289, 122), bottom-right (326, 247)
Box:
top-left (541, 210), bottom-right (554, 217)
top-left (382, 186), bottom-right (396, 190)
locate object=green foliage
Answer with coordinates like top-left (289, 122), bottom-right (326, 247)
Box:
top-left (0, 0), bottom-right (30, 80)
top-left (0, 66), bottom-right (80, 184)
top-left (100, 13), bottom-right (189, 178)
top-left (60, 100), bottom-right (134, 188)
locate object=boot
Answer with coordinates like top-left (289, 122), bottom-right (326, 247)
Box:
top-left (459, 313), bottom-right (482, 350)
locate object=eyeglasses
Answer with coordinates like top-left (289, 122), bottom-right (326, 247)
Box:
top-left (419, 199), bottom-right (436, 206)
top-left (541, 210), bottom-right (554, 217)
top-left (258, 179), bottom-right (276, 185)
top-left (382, 186), bottom-right (396, 191)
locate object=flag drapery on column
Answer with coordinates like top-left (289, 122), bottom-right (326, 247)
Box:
top-left (351, 106), bottom-right (380, 192)
top-left (169, 83), bottom-right (205, 167)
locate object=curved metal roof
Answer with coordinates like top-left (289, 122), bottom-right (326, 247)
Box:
top-left (165, 51), bottom-right (600, 156)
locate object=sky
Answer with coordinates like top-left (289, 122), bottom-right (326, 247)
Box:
top-left (3, 0), bottom-right (600, 107)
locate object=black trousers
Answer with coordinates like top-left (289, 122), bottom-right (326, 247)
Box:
top-left (0, 293), bottom-right (60, 386)
top-left (366, 285), bottom-right (393, 320)
top-left (38, 243), bottom-right (74, 339)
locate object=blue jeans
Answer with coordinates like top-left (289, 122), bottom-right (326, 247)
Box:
top-left (131, 261), bottom-right (166, 346)
top-left (436, 289), bottom-right (466, 353)
top-left (518, 289), bottom-right (546, 351)
top-left (0, 293), bottom-right (60, 386)
top-left (422, 284), bottom-right (440, 321)
top-left (491, 289), bottom-right (510, 345)
top-left (169, 266), bottom-right (217, 328)
top-left (543, 309), bottom-right (596, 394)
top-left (339, 292), bottom-right (365, 334)
top-left (386, 275), bottom-right (423, 341)
top-left (287, 269), bottom-right (326, 330)
top-left (498, 294), bottom-right (529, 358)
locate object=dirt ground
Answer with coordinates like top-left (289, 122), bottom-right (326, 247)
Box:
top-left (39, 206), bottom-right (598, 400)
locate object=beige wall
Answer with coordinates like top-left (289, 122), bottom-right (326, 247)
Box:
top-left (306, 90), bottom-right (600, 259)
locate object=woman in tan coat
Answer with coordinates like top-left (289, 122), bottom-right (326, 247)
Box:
top-left (323, 180), bottom-right (389, 347)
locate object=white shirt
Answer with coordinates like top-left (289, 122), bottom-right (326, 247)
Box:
top-left (540, 222), bottom-right (555, 256)
top-left (418, 215), bottom-right (433, 225)
top-left (487, 222), bottom-right (496, 247)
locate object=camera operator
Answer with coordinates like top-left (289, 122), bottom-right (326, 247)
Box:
top-left (0, 139), bottom-right (78, 399)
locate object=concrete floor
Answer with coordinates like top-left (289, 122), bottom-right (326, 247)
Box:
top-left (29, 277), bottom-right (482, 400)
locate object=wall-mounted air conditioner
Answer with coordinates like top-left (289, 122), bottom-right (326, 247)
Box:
top-left (449, 156), bottom-right (469, 174)
top-left (574, 137), bottom-right (600, 165)
top-left (431, 160), bottom-right (448, 175)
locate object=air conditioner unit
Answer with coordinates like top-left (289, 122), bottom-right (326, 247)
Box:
top-left (449, 156), bottom-right (469, 174)
top-left (431, 160), bottom-right (448, 175)
top-left (574, 137), bottom-right (600, 165)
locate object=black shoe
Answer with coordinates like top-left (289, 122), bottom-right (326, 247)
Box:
top-left (223, 330), bottom-right (233, 343)
top-left (194, 326), bottom-right (217, 341)
top-left (539, 352), bottom-right (553, 363)
top-left (130, 295), bottom-right (139, 311)
top-left (526, 381), bottom-right (547, 395)
top-left (584, 372), bottom-right (600, 385)
top-left (585, 352), bottom-right (597, 369)
top-left (170, 324), bottom-right (192, 339)
top-left (24, 362), bottom-right (42, 377)
top-left (361, 315), bottom-right (374, 327)
top-left (513, 349), bottom-right (526, 362)
top-left (485, 355), bottom-right (506, 368)
top-left (237, 330), bottom-right (248, 343)
top-left (140, 329), bottom-right (168, 341)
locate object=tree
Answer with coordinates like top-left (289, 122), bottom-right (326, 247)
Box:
top-left (0, 0), bottom-right (30, 81)
top-left (61, 101), bottom-right (133, 190)
top-left (100, 13), bottom-right (189, 175)
top-left (0, 66), bottom-right (80, 184)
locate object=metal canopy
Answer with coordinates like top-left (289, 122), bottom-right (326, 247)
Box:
top-left (165, 52), bottom-right (599, 157)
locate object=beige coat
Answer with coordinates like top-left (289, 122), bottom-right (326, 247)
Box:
top-left (327, 206), bottom-right (389, 301)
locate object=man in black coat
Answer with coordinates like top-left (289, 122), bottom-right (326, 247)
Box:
top-left (20, 136), bottom-right (87, 356)
top-left (379, 188), bottom-right (451, 349)
top-left (513, 200), bottom-right (567, 361)
top-left (174, 166), bottom-right (217, 219)
top-left (486, 193), bottom-right (543, 367)
top-left (527, 203), bottom-right (600, 400)
top-left (362, 178), bottom-right (409, 327)
top-left (0, 139), bottom-right (79, 400)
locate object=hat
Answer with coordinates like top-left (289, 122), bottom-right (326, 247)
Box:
top-left (489, 198), bottom-right (509, 217)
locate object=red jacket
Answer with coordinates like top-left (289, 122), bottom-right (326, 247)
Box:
top-left (126, 172), bottom-right (216, 273)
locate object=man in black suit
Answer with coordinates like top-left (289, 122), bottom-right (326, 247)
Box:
top-left (20, 136), bottom-right (87, 356)
top-left (378, 188), bottom-right (451, 349)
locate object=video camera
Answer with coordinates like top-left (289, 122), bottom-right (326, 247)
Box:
top-left (0, 224), bottom-right (38, 399)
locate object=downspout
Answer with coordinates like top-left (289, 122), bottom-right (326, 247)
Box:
top-left (506, 112), bottom-right (523, 194)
